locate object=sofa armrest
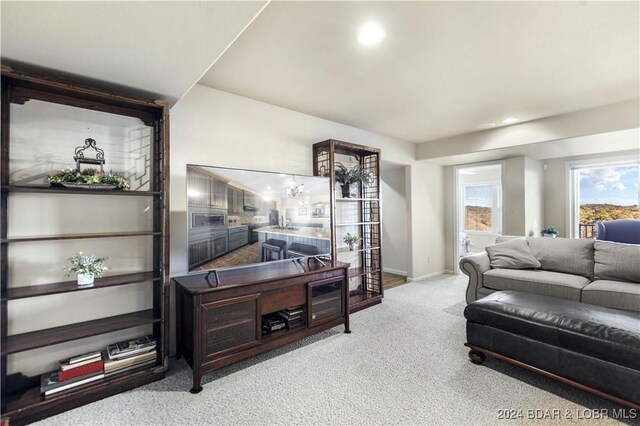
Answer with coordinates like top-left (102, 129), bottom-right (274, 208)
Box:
top-left (459, 252), bottom-right (491, 304)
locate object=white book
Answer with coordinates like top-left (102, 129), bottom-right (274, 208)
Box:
top-left (44, 373), bottom-right (104, 396)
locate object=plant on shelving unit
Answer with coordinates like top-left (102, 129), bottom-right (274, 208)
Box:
top-left (541, 226), bottom-right (558, 238)
top-left (343, 232), bottom-right (362, 251)
top-left (334, 163), bottom-right (375, 198)
top-left (47, 168), bottom-right (130, 190)
top-left (64, 252), bottom-right (109, 286)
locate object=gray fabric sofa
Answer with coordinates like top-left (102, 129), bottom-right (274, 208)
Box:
top-left (460, 237), bottom-right (640, 312)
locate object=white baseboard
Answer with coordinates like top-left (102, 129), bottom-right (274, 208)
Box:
top-left (407, 269), bottom-right (454, 282)
top-left (383, 268), bottom-right (407, 276)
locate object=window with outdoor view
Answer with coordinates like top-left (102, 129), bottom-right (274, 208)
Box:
top-left (570, 161), bottom-right (639, 238)
top-left (463, 183), bottom-right (501, 233)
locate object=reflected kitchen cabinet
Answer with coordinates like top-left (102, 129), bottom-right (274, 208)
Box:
top-left (188, 167), bottom-right (228, 209)
top-left (228, 187), bottom-right (244, 214)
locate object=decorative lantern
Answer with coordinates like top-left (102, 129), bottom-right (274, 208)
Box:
top-left (74, 138), bottom-right (105, 173)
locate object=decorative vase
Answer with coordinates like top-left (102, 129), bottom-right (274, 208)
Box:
top-left (348, 244), bottom-right (355, 251)
top-left (77, 273), bottom-right (94, 286)
top-left (543, 233), bottom-right (557, 238)
top-left (341, 184), bottom-right (351, 198)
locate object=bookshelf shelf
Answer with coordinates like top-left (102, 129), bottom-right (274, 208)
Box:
top-left (2, 309), bottom-right (160, 355)
top-left (335, 222), bottom-right (380, 227)
top-left (335, 198), bottom-right (379, 202)
top-left (337, 246), bottom-right (380, 254)
top-left (2, 364), bottom-right (164, 422)
top-left (349, 267), bottom-right (381, 278)
top-left (5, 271), bottom-right (161, 300)
top-left (1, 67), bottom-right (170, 424)
top-left (1, 185), bottom-right (161, 197)
top-left (2, 231), bottom-right (161, 244)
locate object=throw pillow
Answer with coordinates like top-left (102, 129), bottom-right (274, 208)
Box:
top-left (486, 237), bottom-right (542, 269)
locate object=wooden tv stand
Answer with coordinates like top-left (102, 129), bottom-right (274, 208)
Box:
top-left (172, 258), bottom-right (350, 393)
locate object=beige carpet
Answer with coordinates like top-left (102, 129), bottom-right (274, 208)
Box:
top-left (37, 274), bottom-right (632, 425)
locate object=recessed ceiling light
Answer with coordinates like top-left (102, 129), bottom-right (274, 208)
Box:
top-left (501, 117), bottom-right (519, 125)
top-left (476, 123), bottom-right (496, 130)
top-left (358, 22), bottom-right (385, 46)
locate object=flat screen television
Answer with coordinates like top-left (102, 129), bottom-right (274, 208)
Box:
top-left (187, 164), bottom-right (332, 272)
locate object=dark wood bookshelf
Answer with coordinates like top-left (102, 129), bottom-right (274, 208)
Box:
top-left (2, 309), bottom-right (160, 355)
top-left (1, 185), bottom-right (161, 196)
top-left (1, 66), bottom-right (170, 424)
top-left (6, 271), bottom-right (160, 300)
top-left (313, 140), bottom-right (383, 313)
top-left (2, 230), bottom-right (161, 243)
top-left (2, 364), bottom-right (165, 423)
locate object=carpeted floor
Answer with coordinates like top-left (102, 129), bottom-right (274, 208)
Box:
top-left (38, 274), bottom-right (632, 425)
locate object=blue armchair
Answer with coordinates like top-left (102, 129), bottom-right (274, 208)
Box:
top-left (595, 219), bottom-right (640, 244)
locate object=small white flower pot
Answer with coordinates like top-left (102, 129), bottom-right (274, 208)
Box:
top-left (77, 273), bottom-right (95, 286)
top-left (543, 233), bottom-right (557, 238)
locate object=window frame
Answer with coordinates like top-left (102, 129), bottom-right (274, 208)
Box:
top-left (566, 155), bottom-right (640, 239)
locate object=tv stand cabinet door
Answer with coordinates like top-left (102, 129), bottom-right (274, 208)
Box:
top-left (201, 294), bottom-right (260, 361)
top-left (307, 277), bottom-right (345, 328)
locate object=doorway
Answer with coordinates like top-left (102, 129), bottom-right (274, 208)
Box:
top-left (453, 161), bottom-right (505, 274)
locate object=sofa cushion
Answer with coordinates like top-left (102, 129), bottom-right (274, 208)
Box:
top-left (582, 280), bottom-right (640, 312)
top-left (526, 237), bottom-right (594, 278)
top-left (594, 241), bottom-right (640, 283)
top-left (483, 269), bottom-right (590, 301)
top-left (485, 238), bottom-right (541, 269)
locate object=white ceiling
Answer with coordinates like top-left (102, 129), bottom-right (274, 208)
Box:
top-left (200, 1), bottom-right (639, 143)
top-left (0, 1), bottom-right (266, 103)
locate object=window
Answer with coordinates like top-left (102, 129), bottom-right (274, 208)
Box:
top-left (568, 158), bottom-right (639, 238)
top-left (462, 183), bottom-right (502, 233)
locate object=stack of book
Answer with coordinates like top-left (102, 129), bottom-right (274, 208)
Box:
top-left (103, 335), bottom-right (157, 378)
top-left (40, 351), bottom-right (104, 396)
top-left (277, 306), bottom-right (304, 329)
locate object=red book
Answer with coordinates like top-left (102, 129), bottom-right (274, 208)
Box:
top-left (58, 360), bottom-right (104, 381)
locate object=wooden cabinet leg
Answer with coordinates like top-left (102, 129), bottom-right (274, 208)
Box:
top-left (190, 371), bottom-right (202, 394)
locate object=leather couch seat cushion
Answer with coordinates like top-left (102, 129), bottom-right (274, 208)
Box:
top-left (526, 237), bottom-right (594, 278)
top-left (483, 269), bottom-right (590, 301)
top-left (465, 291), bottom-right (640, 370)
top-left (594, 241), bottom-right (640, 283)
top-left (582, 280), bottom-right (640, 312)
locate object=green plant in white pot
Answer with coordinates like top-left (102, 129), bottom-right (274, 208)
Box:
top-left (343, 232), bottom-right (362, 251)
top-left (541, 227), bottom-right (558, 238)
top-left (64, 252), bottom-right (109, 286)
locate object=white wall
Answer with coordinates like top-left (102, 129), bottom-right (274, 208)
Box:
top-left (381, 167), bottom-right (408, 275)
top-left (406, 162), bottom-right (446, 280)
top-left (524, 157), bottom-right (544, 237)
top-left (169, 84), bottom-right (417, 276)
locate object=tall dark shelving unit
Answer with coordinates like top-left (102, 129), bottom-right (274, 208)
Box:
top-left (312, 140), bottom-right (383, 312)
top-left (0, 66), bottom-right (170, 425)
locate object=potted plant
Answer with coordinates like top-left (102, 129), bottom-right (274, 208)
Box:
top-left (343, 232), bottom-right (362, 251)
top-left (334, 163), bottom-right (374, 198)
top-left (64, 252), bottom-right (109, 286)
top-left (541, 227), bottom-right (558, 238)
top-left (47, 168), bottom-right (130, 190)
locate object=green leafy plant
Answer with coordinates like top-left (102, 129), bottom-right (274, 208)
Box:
top-left (343, 232), bottom-right (362, 249)
top-left (47, 168), bottom-right (130, 189)
top-left (64, 252), bottom-right (109, 277)
top-left (335, 163), bottom-right (375, 186)
top-left (541, 226), bottom-right (558, 235)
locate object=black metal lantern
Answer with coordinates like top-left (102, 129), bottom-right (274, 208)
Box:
top-left (74, 138), bottom-right (105, 173)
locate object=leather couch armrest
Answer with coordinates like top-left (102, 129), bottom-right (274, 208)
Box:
top-left (459, 252), bottom-right (491, 304)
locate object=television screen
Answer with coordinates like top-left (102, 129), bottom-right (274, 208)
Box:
top-left (187, 165), bottom-right (332, 272)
